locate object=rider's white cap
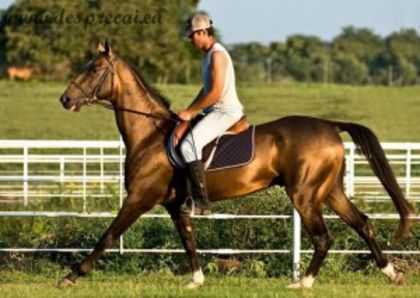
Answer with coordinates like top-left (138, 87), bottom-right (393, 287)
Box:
top-left (185, 14), bottom-right (213, 37)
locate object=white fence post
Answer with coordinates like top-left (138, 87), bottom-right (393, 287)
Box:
top-left (119, 137), bottom-right (124, 254)
top-left (405, 147), bottom-right (411, 197)
top-left (100, 146), bottom-right (104, 193)
top-left (23, 146), bottom-right (28, 207)
top-left (292, 209), bottom-right (301, 281)
top-left (346, 144), bottom-right (355, 198)
top-left (83, 147), bottom-right (87, 213)
top-left (60, 157), bottom-right (65, 184)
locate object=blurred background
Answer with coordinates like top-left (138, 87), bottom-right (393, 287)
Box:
top-left (1, 0), bottom-right (420, 85)
top-left (0, 0), bottom-right (420, 141)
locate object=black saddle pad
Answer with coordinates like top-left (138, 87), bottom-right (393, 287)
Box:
top-left (203, 126), bottom-right (256, 171)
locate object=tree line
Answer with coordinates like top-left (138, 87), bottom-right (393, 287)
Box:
top-left (230, 27), bottom-right (420, 86)
top-left (1, 1), bottom-right (420, 85)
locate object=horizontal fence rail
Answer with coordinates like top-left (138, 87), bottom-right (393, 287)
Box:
top-left (1, 141), bottom-right (420, 203)
top-left (0, 140), bottom-right (419, 280)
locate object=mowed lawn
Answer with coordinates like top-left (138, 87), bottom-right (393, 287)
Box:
top-left (0, 80), bottom-right (420, 141)
top-left (0, 271), bottom-right (419, 298)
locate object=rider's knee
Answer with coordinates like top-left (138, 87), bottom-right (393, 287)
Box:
top-left (180, 139), bottom-right (197, 162)
top-left (180, 139), bottom-right (191, 156)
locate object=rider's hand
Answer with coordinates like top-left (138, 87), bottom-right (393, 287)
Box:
top-left (178, 109), bottom-right (193, 121)
top-left (173, 128), bottom-right (183, 147)
top-left (173, 134), bottom-right (181, 147)
top-left (172, 122), bottom-right (189, 147)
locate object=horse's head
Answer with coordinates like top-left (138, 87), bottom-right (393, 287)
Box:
top-left (60, 41), bottom-right (116, 112)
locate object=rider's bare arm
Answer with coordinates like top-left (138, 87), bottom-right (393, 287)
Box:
top-left (186, 51), bottom-right (227, 114)
top-left (189, 87), bottom-right (205, 108)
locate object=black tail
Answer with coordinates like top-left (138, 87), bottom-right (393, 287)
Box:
top-left (336, 121), bottom-right (414, 240)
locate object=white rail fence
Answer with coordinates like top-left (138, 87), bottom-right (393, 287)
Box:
top-left (0, 140), bottom-right (419, 279)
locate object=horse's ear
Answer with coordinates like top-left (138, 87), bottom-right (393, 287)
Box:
top-left (97, 42), bottom-right (106, 53)
top-left (97, 40), bottom-right (114, 58)
top-left (104, 40), bottom-right (114, 58)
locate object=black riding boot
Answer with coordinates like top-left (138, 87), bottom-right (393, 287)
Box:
top-left (186, 160), bottom-right (212, 215)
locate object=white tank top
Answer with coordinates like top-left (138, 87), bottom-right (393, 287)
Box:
top-left (202, 42), bottom-right (243, 116)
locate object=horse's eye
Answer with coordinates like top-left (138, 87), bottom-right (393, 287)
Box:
top-left (91, 68), bottom-right (97, 74)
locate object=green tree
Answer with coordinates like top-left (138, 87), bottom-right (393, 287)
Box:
top-left (284, 35), bottom-right (329, 82)
top-left (395, 57), bottom-right (417, 85)
top-left (230, 43), bottom-right (270, 83)
top-left (332, 53), bottom-right (369, 85)
top-left (332, 27), bottom-right (384, 64)
top-left (332, 27), bottom-right (386, 84)
top-left (386, 29), bottom-right (420, 85)
top-left (0, 8), bottom-right (8, 75)
top-left (1, 0), bottom-right (200, 81)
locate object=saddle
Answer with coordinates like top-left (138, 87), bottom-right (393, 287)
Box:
top-left (167, 115), bottom-right (256, 171)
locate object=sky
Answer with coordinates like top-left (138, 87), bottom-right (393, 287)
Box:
top-left (1, 0), bottom-right (420, 43)
top-left (0, 0), bottom-right (12, 10)
top-left (198, 0), bottom-right (420, 43)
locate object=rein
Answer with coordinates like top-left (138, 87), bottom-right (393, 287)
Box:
top-left (94, 100), bottom-right (178, 123)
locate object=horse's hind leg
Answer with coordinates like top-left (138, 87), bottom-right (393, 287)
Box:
top-left (286, 185), bottom-right (334, 289)
top-left (326, 184), bottom-right (404, 284)
top-left (166, 204), bottom-right (204, 289)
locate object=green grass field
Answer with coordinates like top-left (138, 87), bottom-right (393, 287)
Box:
top-left (1, 80), bottom-right (420, 141)
top-left (0, 270), bottom-right (419, 298)
top-left (0, 80), bottom-right (419, 297)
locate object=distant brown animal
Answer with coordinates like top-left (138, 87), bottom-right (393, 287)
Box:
top-left (7, 66), bottom-right (36, 80)
top-left (58, 42), bottom-right (413, 289)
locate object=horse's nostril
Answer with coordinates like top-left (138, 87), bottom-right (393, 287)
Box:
top-left (60, 95), bottom-right (69, 105)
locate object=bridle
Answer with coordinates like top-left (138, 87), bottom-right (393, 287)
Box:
top-left (69, 56), bottom-right (178, 123)
top-left (70, 57), bottom-right (115, 107)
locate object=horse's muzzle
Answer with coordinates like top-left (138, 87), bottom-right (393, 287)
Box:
top-left (60, 94), bottom-right (80, 111)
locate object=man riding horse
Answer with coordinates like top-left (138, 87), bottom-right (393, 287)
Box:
top-left (58, 17), bottom-right (413, 289)
top-left (176, 14), bottom-right (245, 215)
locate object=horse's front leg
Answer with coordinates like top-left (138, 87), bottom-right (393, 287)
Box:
top-left (58, 193), bottom-right (154, 287)
top-left (166, 204), bottom-right (204, 289)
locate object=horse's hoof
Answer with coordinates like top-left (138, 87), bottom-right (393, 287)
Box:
top-left (381, 263), bottom-right (405, 285)
top-left (393, 272), bottom-right (405, 285)
top-left (186, 281), bottom-right (203, 289)
top-left (57, 277), bottom-right (76, 288)
top-left (287, 276), bottom-right (314, 289)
